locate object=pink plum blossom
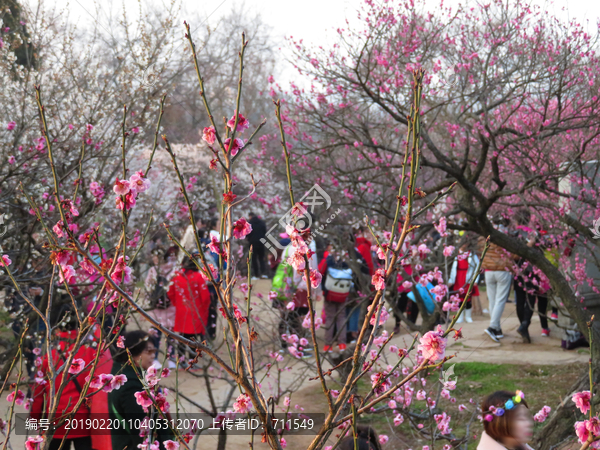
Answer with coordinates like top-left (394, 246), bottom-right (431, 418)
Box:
top-left (68, 358), bottom-right (86, 374)
top-left (372, 268), bottom-right (386, 290)
top-left (113, 178), bottom-right (130, 195)
top-left (164, 441), bottom-right (180, 450)
top-left (233, 393), bottom-right (252, 413)
top-left (418, 326), bottom-right (447, 362)
top-left (7, 389), bottom-right (24, 405)
top-left (224, 138), bottom-right (245, 156)
top-left (573, 391), bottom-right (591, 415)
top-left (25, 436), bottom-right (43, 450)
top-left (227, 111), bottom-right (250, 132)
top-left (233, 218), bottom-right (252, 239)
top-left (134, 391), bottom-right (154, 411)
top-left (202, 126), bottom-right (216, 145)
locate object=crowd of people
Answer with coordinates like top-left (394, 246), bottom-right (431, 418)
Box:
top-left (14, 209), bottom-right (580, 450)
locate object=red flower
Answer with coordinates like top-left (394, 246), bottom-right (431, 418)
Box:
top-left (222, 191), bottom-right (237, 204)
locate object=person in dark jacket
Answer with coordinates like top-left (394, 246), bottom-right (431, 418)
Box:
top-left (108, 330), bottom-right (173, 450)
top-left (247, 212), bottom-right (268, 279)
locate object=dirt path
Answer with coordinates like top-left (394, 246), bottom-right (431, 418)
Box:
top-left (1, 281), bottom-right (588, 449)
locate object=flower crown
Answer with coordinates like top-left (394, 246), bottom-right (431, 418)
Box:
top-left (482, 390), bottom-right (525, 422)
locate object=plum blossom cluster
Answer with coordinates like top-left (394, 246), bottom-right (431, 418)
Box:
top-left (113, 170), bottom-right (150, 211)
top-left (202, 111), bottom-right (250, 157)
top-left (86, 373), bottom-right (128, 392)
top-left (571, 391), bottom-right (600, 447)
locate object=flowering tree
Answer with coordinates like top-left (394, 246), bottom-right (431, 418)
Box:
top-left (260, 0), bottom-right (600, 442)
top-left (2, 1), bottom-right (599, 449)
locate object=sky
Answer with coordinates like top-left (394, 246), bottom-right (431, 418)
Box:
top-left (35, 0), bottom-right (600, 84)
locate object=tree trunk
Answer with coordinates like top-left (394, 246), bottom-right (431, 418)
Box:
top-left (217, 428), bottom-right (227, 450)
top-left (472, 223), bottom-right (600, 449)
top-left (535, 370), bottom-right (600, 450)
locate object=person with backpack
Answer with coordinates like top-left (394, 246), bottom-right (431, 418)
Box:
top-left (144, 247), bottom-right (178, 368)
top-left (319, 248), bottom-right (354, 352)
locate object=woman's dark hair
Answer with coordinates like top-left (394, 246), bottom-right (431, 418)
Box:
top-left (182, 255), bottom-right (199, 271)
top-left (50, 302), bottom-right (78, 331)
top-left (151, 247), bottom-right (164, 258)
top-left (113, 330), bottom-right (150, 363)
top-left (338, 426), bottom-right (381, 450)
top-left (164, 245), bottom-right (179, 261)
top-left (482, 391), bottom-right (529, 442)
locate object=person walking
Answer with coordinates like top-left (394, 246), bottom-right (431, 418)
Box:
top-left (247, 212), bottom-right (268, 280)
top-left (166, 255), bottom-right (211, 366)
top-left (319, 249), bottom-right (353, 352)
top-left (144, 247), bottom-right (178, 368)
top-left (108, 330), bottom-right (174, 450)
top-left (478, 219), bottom-right (514, 343)
top-left (447, 243), bottom-right (480, 324)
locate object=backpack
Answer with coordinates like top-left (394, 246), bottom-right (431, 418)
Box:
top-left (324, 267), bottom-right (354, 303)
top-left (149, 275), bottom-right (171, 309)
top-left (271, 246), bottom-right (294, 307)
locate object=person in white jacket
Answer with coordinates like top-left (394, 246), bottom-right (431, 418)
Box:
top-left (447, 244), bottom-right (480, 323)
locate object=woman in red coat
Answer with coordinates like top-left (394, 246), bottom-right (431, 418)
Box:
top-left (30, 306), bottom-right (112, 450)
top-left (167, 256), bottom-right (211, 366)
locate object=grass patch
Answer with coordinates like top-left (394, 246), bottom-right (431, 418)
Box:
top-left (353, 362), bottom-right (585, 450)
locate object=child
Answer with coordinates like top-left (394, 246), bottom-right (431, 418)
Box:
top-left (478, 390), bottom-right (534, 450)
top-left (448, 243), bottom-right (480, 323)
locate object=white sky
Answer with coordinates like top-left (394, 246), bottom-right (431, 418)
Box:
top-left (33, 0), bottom-right (600, 84)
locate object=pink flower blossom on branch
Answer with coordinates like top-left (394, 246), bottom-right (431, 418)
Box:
top-left (68, 358), bottom-right (85, 374)
top-left (372, 268), bottom-right (386, 290)
top-left (233, 218), bottom-right (252, 239)
top-left (418, 326), bottom-right (447, 362)
top-left (7, 389), bottom-right (24, 405)
top-left (224, 138), bottom-right (245, 156)
top-left (202, 126), bottom-right (217, 145)
top-left (227, 111), bottom-right (250, 132)
top-left (25, 436), bottom-right (43, 450)
top-left (113, 178), bottom-right (130, 195)
top-left (233, 393), bottom-right (252, 413)
top-left (572, 391), bottom-right (591, 415)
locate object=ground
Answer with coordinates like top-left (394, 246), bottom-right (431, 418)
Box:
top-left (0, 282), bottom-right (589, 449)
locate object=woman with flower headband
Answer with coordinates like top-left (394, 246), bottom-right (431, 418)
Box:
top-left (478, 390), bottom-right (534, 450)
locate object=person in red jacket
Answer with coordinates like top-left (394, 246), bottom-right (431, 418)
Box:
top-left (167, 255), bottom-right (211, 367)
top-left (355, 226), bottom-right (374, 276)
top-left (30, 304), bottom-right (112, 450)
